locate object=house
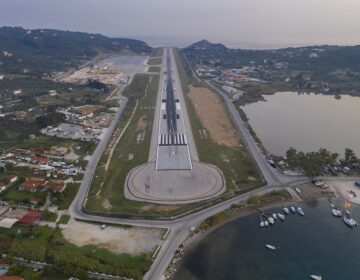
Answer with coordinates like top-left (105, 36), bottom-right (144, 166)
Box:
top-left (0, 183), bottom-right (5, 193)
top-left (19, 178), bottom-right (45, 192)
top-left (45, 181), bottom-right (65, 193)
top-left (48, 90), bottom-right (57, 96)
top-left (9, 175), bottom-right (18, 184)
top-left (18, 210), bottom-right (42, 225)
top-left (30, 156), bottom-right (50, 165)
top-left (0, 276), bottom-right (24, 280)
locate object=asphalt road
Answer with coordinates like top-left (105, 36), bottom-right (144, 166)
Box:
top-left (69, 49), bottom-right (359, 280)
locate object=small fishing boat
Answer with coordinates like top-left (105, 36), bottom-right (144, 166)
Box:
top-left (268, 217), bottom-right (275, 225)
top-left (344, 216), bottom-right (358, 228)
top-left (297, 207), bottom-right (305, 216)
top-left (277, 213), bottom-right (285, 221)
top-left (272, 213), bottom-right (278, 219)
top-left (265, 244), bottom-right (277, 251)
top-left (330, 203), bottom-right (335, 209)
top-left (295, 187), bottom-right (302, 194)
top-left (310, 275), bottom-right (322, 280)
top-left (331, 209), bottom-right (342, 217)
top-left (260, 220), bottom-right (265, 227)
top-left (290, 206), bottom-right (296, 213)
top-left (283, 207), bottom-right (290, 214)
top-left (264, 220), bottom-right (269, 227)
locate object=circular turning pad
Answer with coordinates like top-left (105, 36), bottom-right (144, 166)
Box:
top-left (125, 161), bottom-right (225, 204)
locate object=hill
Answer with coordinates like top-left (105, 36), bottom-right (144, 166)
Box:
top-left (0, 26), bottom-right (152, 75)
top-left (185, 40), bottom-right (360, 72)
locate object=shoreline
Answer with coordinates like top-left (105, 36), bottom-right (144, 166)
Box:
top-left (169, 183), bottom-right (337, 279)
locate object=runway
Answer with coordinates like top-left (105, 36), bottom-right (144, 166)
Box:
top-left (156, 49), bottom-right (192, 170)
top-left (125, 48), bottom-right (225, 203)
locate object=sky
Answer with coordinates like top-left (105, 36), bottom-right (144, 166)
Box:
top-left (1, 0), bottom-right (360, 48)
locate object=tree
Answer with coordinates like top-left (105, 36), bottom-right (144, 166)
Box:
top-left (318, 148), bottom-right (336, 165)
top-left (286, 147), bottom-right (299, 168)
top-left (35, 112), bottom-right (65, 128)
top-left (32, 272), bottom-right (40, 280)
top-left (345, 148), bottom-right (357, 164)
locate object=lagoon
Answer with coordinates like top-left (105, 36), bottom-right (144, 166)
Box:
top-left (241, 92), bottom-right (360, 156)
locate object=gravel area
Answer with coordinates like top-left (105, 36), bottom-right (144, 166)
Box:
top-left (62, 219), bottom-right (163, 255)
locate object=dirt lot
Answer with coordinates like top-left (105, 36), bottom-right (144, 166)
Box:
top-left (62, 220), bottom-right (163, 255)
top-left (188, 86), bottom-right (239, 147)
top-left (327, 180), bottom-right (360, 205)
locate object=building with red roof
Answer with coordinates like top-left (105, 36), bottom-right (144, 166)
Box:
top-left (30, 156), bottom-right (50, 164)
top-left (18, 211), bottom-right (42, 225)
top-left (19, 178), bottom-right (45, 192)
top-left (0, 276), bottom-right (24, 280)
top-left (45, 181), bottom-right (65, 193)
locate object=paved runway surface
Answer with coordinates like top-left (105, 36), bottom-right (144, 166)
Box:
top-left (125, 48), bottom-right (225, 203)
top-left (156, 49), bottom-right (192, 170)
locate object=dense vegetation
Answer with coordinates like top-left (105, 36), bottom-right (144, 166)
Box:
top-left (285, 147), bottom-right (359, 177)
top-left (0, 26), bottom-right (152, 75)
top-left (0, 225), bottom-right (151, 280)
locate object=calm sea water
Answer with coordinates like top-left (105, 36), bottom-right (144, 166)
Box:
top-left (241, 92), bottom-right (360, 156)
top-left (174, 199), bottom-right (360, 280)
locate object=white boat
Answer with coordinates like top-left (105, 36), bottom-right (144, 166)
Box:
top-left (345, 210), bottom-right (351, 215)
top-left (268, 217), bottom-right (275, 225)
top-left (264, 220), bottom-right (269, 227)
top-left (331, 209), bottom-right (342, 217)
top-left (344, 216), bottom-right (358, 228)
top-left (310, 275), bottom-right (322, 280)
top-left (265, 244), bottom-right (277, 250)
top-left (272, 213), bottom-right (278, 219)
top-left (283, 207), bottom-right (290, 214)
top-left (297, 207), bottom-right (305, 216)
top-left (278, 213), bottom-right (285, 221)
top-left (295, 187), bottom-right (302, 194)
top-left (260, 221), bottom-right (265, 227)
top-left (330, 203), bottom-right (335, 209)
top-left (290, 206), bottom-right (296, 213)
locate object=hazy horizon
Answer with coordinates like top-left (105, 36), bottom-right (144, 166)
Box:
top-left (2, 0), bottom-right (360, 49)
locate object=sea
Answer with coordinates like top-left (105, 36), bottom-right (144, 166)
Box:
top-left (173, 199), bottom-right (360, 280)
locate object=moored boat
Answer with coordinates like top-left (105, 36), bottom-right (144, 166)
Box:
top-left (272, 213), bottom-right (277, 219)
top-left (265, 244), bottom-right (277, 250)
top-left (343, 216), bottom-right (358, 228)
top-left (297, 207), bottom-right (305, 216)
top-left (278, 213), bottom-right (285, 221)
top-left (310, 275), bottom-right (322, 280)
top-left (264, 220), bottom-right (269, 227)
top-left (331, 209), bottom-right (342, 217)
top-left (290, 206), bottom-right (296, 213)
top-left (283, 207), bottom-right (290, 214)
top-left (268, 217), bottom-right (275, 225)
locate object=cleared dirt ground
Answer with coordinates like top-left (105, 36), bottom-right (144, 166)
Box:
top-left (188, 86), bottom-right (239, 147)
top-left (62, 220), bottom-right (163, 255)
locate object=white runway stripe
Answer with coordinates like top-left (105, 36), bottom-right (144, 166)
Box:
top-left (159, 134), bottom-right (188, 146)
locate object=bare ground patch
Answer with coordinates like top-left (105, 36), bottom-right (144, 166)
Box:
top-left (62, 220), bottom-right (163, 255)
top-left (139, 204), bottom-right (181, 213)
top-left (136, 115), bottom-right (147, 131)
top-left (188, 86), bottom-right (239, 147)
